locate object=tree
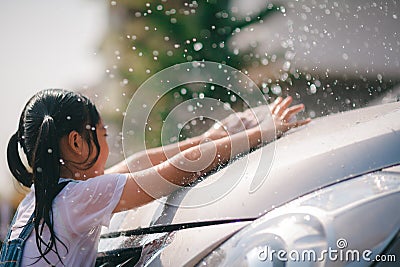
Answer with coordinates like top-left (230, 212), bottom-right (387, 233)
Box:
top-left (97, 0), bottom-right (283, 149)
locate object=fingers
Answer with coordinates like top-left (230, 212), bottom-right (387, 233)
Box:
top-left (270, 95), bottom-right (311, 135)
top-left (287, 118), bottom-right (312, 128)
top-left (270, 96), bottom-right (283, 114)
top-left (274, 96), bottom-right (293, 117)
top-left (256, 95), bottom-right (311, 137)
top-left (274, 96), bottom-right (284, 105)
top-left (276, 118), bottom-right (311, 137)
top-left (280, 104), bottom-right (305, 122)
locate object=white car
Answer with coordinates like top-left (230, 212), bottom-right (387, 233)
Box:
top-left (96, 101), bottom-right (400, 267)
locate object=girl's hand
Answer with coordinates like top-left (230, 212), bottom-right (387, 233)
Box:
top-left (203, 96), bottom-right (310, 140)
top-left (203, 105), bottom-right (269, 140)
top-left (267, 96), bottom-right (311, 138)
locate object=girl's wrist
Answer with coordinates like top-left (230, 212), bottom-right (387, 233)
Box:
top-left (173, 135), bottom-right (208, 155)
top-left (246, 127), bottom-right (263, 148)
top-left (201, 129), bottom-right (228, 141)
top-left (247, 124), bottom-right (277, 147)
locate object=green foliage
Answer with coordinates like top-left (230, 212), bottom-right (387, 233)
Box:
top-left (104, 0), bottom-right (278, 87)
top-left (101, 0), bottom-right (281, 147)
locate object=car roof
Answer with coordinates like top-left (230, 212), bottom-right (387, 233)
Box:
top-left (107, 102), bottom-right (400, 232)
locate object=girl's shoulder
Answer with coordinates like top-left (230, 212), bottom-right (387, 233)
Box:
top-left (57, 173), bottom-right (128, 200)
top-left (60, 173), bottom-right (128, 186)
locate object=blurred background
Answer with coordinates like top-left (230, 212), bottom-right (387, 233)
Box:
top-left (0, 0), bottom-right (107, 236)
top-left (0, 0), bottom-right (399, 239)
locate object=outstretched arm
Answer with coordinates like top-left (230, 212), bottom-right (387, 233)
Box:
top-left (112, 99), bottom-right (311, 213)
top-left (106, 96), bottom-right (310, 174)
top-left (204, 96), bottom-right (310, 139)
top-left (105, 135), bottom-right (204, 174)
top-left (113, 124), bottom-right (267, 213)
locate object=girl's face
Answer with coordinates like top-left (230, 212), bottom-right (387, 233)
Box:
top-left (59, 119), bottom-right (110, 179)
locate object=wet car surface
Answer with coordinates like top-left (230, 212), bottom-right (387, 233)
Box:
top-left (96, 101), bottom-right (400, 266)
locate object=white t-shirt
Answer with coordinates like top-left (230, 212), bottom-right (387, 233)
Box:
top-left (9, 173), bottom-right (128, 267)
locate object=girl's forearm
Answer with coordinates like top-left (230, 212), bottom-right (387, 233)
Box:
top-left (154, 126), bottom-right (265, 186)
top-left (105, 135), bottom-right (204, 174)
top-left (114, 126), bottom-right (275, 212)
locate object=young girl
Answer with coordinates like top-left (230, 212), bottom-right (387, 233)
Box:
top-left (0, 89), bottom-right (309, 266)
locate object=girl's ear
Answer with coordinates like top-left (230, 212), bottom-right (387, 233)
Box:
top-left (67, 131), bottom-right (84, 155)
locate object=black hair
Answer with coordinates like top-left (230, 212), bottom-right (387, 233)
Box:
top-left (6, 89), bottom-right (101, 265)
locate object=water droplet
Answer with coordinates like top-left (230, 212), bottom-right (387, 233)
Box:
top-left (282, 61), bottom-right (290, 71)
top-left (271, 85), bottom-right (282, 95)
top-left (193, 42), bottom-right (203, 51)
top-left (310, 84), bottom-right (317, 94)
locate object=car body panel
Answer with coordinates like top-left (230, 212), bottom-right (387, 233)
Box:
top-left (98, 102), bottom-right (400, 266)
top-left (144, 221), bottom-right (250, 266)
top-left (153, 173), bottom-right (400, 266)
top-left (103, 101), bottom-right (400, 234)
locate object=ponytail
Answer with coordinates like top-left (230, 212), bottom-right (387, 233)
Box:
top-left (7, 89), bottom-right (101, 265)
top-left (7, 132), bottom-right (33, 187)
top-left (32, 116), bottom-right (67, 265)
